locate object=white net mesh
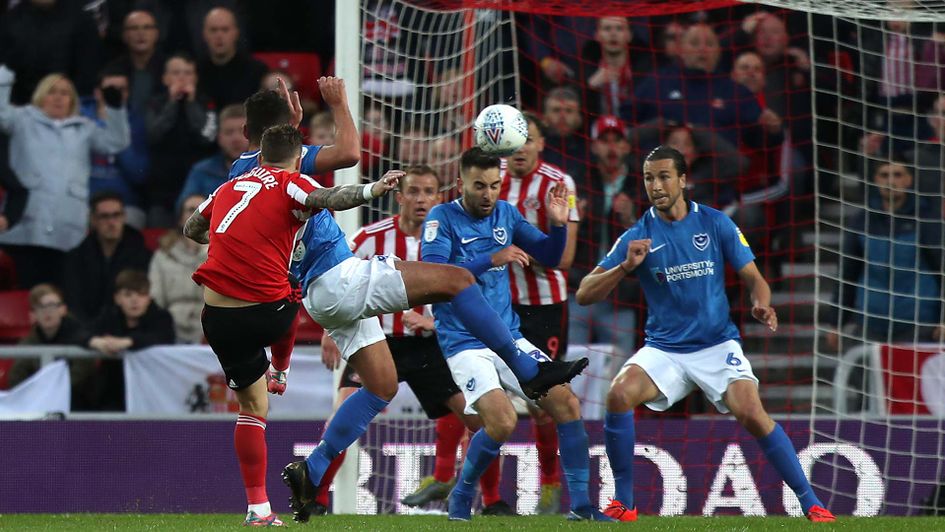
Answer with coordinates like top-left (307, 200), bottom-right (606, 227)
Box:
top-left (342, 0), bottom-right (520, 514)
top-left (751, 0), bottom-right (945, 22)
top-left (801, 2), bottom-right (945, 515)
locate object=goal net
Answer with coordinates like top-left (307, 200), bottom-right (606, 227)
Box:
top-left (329, 0), bottom-right (945, 517)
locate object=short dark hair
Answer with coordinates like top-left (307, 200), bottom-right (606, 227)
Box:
top-left (644, 145), bottom-right (688, 177)
top-left (90, 190), bottom-right (124, 211)
top-left (401, 164), bottom-right (439, 189)
top-left (244, 89), bottom-right (292, 144)
top-left (460, 147), bottom-right (500, 174)
top-left (166, 52), bottom-right (195, 68)
top-left (521, 111), bottom-right (547, 139)
top-left (115, 269), bottom-right (150, 294)
top-left (260, 124), bottom-right (303, 164)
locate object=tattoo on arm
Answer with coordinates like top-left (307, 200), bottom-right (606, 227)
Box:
top-left (183, 211), bottom-right (210, 244)
top-left (304, 184), bottom-right (368, 211)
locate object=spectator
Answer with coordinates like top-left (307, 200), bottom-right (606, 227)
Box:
top-left (105, 10), bottom-right (164, 114)
top-left (197, 7), bottom-right (268, 109)
top-left (7, 283), bottom-right (92, 394)
top-left (541, 86), bottom-right (588, 181)
top-left (631, 23), bottom-right (764, 148)
top-left (62, 192), bottom-right (152, 322)
top-left (584, 16), bottom-right (643, 118)
top-left (628, 118), bottom-right (749, 210)
top-left (568, 115), bottom-right (638, 357)
top-left (905, 94), bottom-right (945, 219)
top-left (176, 104), bottom-right (247, 209)
top-left (361, 105), bottom-right (390, 178)
top-left (87, 269), bottom-right (176, 411)
top-left (429, 135), bottom-right (461, 189)
top-left (149, 195), bottom-right (208, 344)
top-left (825, 160), bottom-right (944, 351)
top-left (82, 69), bottom-right (149, 228)
top-left (0, 0), bottom-right (103, 103)
top-left (146, 53), bottom-right (216, 226)
top-left (261, 70), bottom-right (319, 123)
top-left (308, 111), bottom-right (336, 186)
top-left (0, 69), bottom-right (130, 288)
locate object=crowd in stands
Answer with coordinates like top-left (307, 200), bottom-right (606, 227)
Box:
top-left (0, 1), bottom-right (940, 412)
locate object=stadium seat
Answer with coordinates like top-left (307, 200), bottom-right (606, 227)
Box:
top-left (0, 358), bottom-right (14, 389)
top-left (295, 307), bottom-right (323, 344)
top-left (141, 228), bottom-right (166, 252)
top-left (0, 290), bottom-right (32, 343)
top-left (253, 52), bottom-right (322, 101)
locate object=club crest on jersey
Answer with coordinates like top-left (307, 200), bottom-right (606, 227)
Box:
top-left (692, 233), bottom-right (710, 251)
top-left (523, 197), bottom-right (541, 211)
top-left (292, 240), bottom-right (306, 262)
top-left (466, 378), bottom-right (476, 391)
top-left (424, 221), bottom-right (439, 242)
top-left (493, 226), bottom-right (508, 245)
top-left (651, 267), bottom-right (667, 285)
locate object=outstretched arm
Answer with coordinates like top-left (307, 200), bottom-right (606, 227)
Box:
top-left (314, 76), bottom-right (360, 172)
top-left (304, 170), bottom-right (402, 211)
top-left (738, 260), bottom-right (777, 331)
top-left (183, 210), bottom-right (210, 244)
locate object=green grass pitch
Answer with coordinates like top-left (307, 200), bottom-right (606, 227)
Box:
top-left (1, 514), bottom-right (943, 531)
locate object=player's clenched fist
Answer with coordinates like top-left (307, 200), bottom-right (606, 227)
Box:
top-left (751, 305), bottom-right (778, 332)
top-left (370, 169), bottom-right (404, 197)
top-left (620, 238), bottom-right (651, 274)
top-left (492, 244), bottom-right (529, 268)
top-left (319, 76), bottom-right (348, 107)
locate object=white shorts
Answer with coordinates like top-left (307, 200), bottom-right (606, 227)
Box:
top-left (622, 339), bottom-right (758, 414)
top-left (446, 338), bottom-right (549, 415)
top-left (303, 256), bottom-right (410, 360)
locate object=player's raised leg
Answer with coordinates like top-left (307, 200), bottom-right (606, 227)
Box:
top-left (601, 363), bottom-right (662, 522)
top-left (724, 380), bottom-right (835, 522)
top-left (394, 260), bottom-right (587, 399)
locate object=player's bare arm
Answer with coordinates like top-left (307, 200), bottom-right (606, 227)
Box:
top-left (304, 170), bottom-right (402, 211)
top-left (314, 76), bottom-right (360, 172)
top-left (575, 238), bottom-right (651, 305)
top-left (737, 261), bottom-right (778, 331)
top-left (183, 210), bottom-right (210, 244)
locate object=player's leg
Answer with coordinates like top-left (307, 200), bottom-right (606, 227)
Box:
top-left (444, 348), bottom-right (518, 521)
top-left (394, 260), bottom-right (587, 396)
top-left (602, 347), bottom-right (685, 521)
top-left (266, 273), bottom-right (304, 393)
top-left (724, 379), bottom-right (834, 521)
top-left (514, 302), bottom-right (567, 515)
top-left (284, 319), bottom-right (397, 523)
top-left (202, 301), bottom-right (296, 527)
top-left (313, 366), bottom-right (361, 513)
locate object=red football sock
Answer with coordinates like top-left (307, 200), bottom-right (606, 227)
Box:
top-left (270, 313), bottom-right (299, 371)
top-left (235, 413), bottom-right (268, 504)
top-left (433, 413), bottom-right (465, 483)
top-left (316, 450), bottom-right (347, 506)
top-left (534, 419), bottom-right (561, 486)
top-left (479, 456), bottom-right (502, 506)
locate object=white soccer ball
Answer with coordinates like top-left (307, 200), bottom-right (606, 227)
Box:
top-left (473, 104), bottom-right (529, 156)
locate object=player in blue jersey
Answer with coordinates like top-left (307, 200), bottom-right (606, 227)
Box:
top-left (280, 154), bottom-right (589, 521)
top-left (421, 148), bottom-right (610, 522)
top-left (228, 77), bottom-right (361, 394)
top-left (576, 146), bottom-right (836, 523)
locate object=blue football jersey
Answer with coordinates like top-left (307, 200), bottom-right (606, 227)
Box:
top-left (228, 144), bottom-right (353, 291)
top-left (421, 199), bottom-right (549, 357)
top-left (600, 202), bottom-right (755, 353)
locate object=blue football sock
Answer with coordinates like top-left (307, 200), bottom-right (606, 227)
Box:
top-left (455, 429), bottom-right (502, 496)
top-left (451, 285), bottom-right (538, 380)
top-left (604, 410), bottom-right (635, 508)
top-left (557, 420), bottom-right (591, 511)
top-left (758, 423), bottom-right (823, 513)
top-left (306, 388), bottom-right (389, 484)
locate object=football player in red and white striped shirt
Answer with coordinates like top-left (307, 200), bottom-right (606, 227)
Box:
top-left (185, 125), bottom-right (398, 526)
top-left (500, 112), bottom-right (580, 514)
top-left (315, 166), bottom-right (508, 514)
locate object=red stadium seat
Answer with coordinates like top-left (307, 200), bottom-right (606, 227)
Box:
top-left (141, 228), bottom-right (166, 252)
top-left (294, 307), bottom-right (323, 344)
top-left (0, 290), bottom-right (32, 343)
top-left (253, 52), bottom-right (322, 101)
top-left (0, 358), bottom-right (15, 389)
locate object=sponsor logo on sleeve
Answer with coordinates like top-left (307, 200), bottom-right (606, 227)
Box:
top-left (737, 227), bottom-right (750, 247)
top-left (424, 221), bottom-right (439, 242)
